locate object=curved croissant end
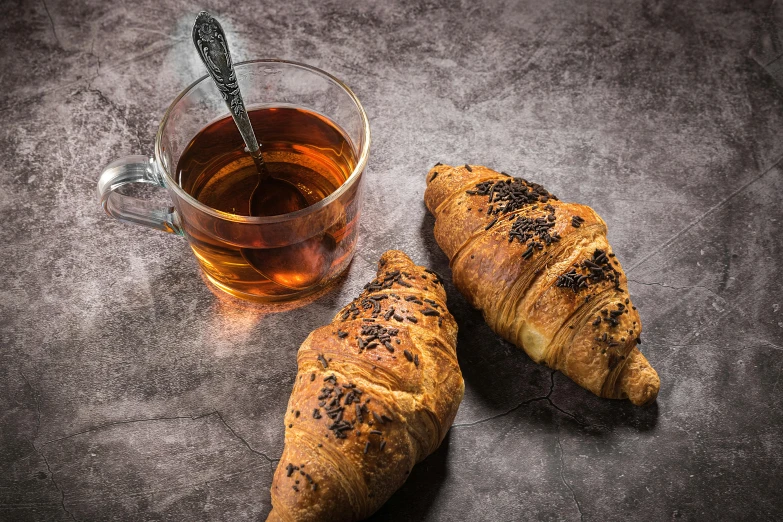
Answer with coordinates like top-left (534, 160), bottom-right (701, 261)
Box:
top-left (425, 164), bottom-right (659, 406)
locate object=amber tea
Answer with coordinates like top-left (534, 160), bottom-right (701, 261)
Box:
top-left (176, 106), bottom-right (359, 298)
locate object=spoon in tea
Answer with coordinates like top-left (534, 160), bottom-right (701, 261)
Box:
top-left (191, 11), bottom-right (307, 217)
top-left (191, 12), bottom-right (337, 290)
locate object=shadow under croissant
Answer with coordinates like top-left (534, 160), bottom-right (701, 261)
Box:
top-left (418, 203), bottom-right (659, 438)
top-left (365, 432), bottom-right (452, 522)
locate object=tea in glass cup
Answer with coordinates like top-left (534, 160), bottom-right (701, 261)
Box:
top-left (97, 60), bottom-right (370, 302)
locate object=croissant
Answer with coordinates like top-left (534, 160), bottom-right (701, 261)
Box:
top-left (424, 164), bottom-right (659, 406)
top-left (267, 250), bottom-right (463, 522)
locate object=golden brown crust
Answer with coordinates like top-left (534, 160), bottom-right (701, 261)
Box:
top-left (424, 164), bottom-right (659, 406)
top-left (267, 250), bottom-right (464, 522)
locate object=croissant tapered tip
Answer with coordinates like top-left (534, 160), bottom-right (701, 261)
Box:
top-left (630, 378), bottom-right (660, 407)
top-left (265, 509), bottom-right (282, 522)
top-left (426, 163), bottom-right (451, 182)
top-left (378, 249), bottom-right (413, 268)
top-left (618, 347), bottom-right (660, 406)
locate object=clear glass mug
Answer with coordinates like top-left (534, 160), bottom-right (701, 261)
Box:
top-left (97, 60), bottom-right (370, 302)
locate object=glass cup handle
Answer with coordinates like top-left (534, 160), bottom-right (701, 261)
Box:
top-left (97, 155), bottom-right (183, 235)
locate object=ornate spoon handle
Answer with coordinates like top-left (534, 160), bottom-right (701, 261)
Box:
top-left (192, 11), bottom-right (267, 172)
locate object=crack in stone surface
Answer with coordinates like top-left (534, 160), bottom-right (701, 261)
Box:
top-left (40, 411), bottom-right (279, 472)
top-left (451, 396), bottom-right (550, 428)
top-left (557, 434), bottom-right (584, 521)
top-left (452, 370), bottom-right (585, 428)
top-left (20, 372), bottom-right (76, 521)
top-left (42, 414), bottom-right (211, 446)
top-left (82, 87), bottom-right (146, 151)
top-left (42, 462), bottom-right (272, 506)
top-left (40, 450), bottom-right (77, 521)
top-left (0, 38), bottom-right (185, 113)
top-left (88, 37), bottom-right (101, 78)
top-left (212, 411), bottom-right (279, 471)
top-left (627, 279), bottom-right (717, 293)
top-left (30, 409), bottom-right (280, 511)
top-left (20, 370), bottom-right (42, 440)
top-left (626, 279), bottom-right (727, 303)
top-left (754, 339), bottom-right (783, 352)
top-left (626, 156), bottom-right (783, 276)
top-left (40, 0), bottom-right (62, 47)
top-left (772, 364), bottom-right (783, 395)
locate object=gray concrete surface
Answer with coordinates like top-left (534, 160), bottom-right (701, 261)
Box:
top-left (2, 0), bottom-right (783, 520)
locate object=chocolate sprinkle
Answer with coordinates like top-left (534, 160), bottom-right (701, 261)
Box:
top-left (468, 178), bottom-right (557, 216)
top-left (357, 323), bottom-right (399, 353)
top-left (314, 376), bottom-right (372, 440)
top-left (317, 354), bottom-right (328, 369)
top-left (341, 301), bottom-right (361, 321)
top-left (363, 269), bottom-right (414, 293)
top-left (555, 249), bottom-right (619, 293)
top-left (508, 214), bottom-right (559, 252)
top-left (467, 178), bottom-right (565, 260)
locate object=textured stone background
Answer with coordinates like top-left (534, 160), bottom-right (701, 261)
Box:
top-left (2, 0), bottom-right (783, 520)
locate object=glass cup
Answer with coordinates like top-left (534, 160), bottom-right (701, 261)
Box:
top-left (97, 60), bottom-right (370, 302)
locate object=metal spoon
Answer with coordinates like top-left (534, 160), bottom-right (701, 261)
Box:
top-left (192, 12), bottom-right (336, 290)
top-left (191, 11), bottom-right (308, 217)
